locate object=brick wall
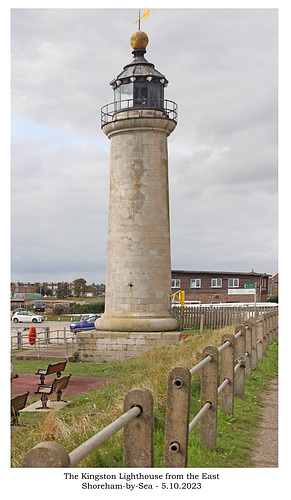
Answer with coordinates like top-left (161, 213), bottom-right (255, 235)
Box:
top-left (171, 271), bottom-right (269, 303)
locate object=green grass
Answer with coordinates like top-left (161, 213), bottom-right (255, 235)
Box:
top-left (11, 329), bottom-right (278, 468)
top-left (186, 340), bottom-right (278, 467)
top-left (12, 358), bottom-right (126, 378)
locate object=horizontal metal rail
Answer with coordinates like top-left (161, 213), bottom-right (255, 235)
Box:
top-left (189, 377), bottom-right (230, 435)
top-left (217, 378), bottom-right (229, 395)
top-left (69, 406), bottom-right (141, 467)
top-left (234, 362), bottom-right (240, 374)
top-left (217, 340), bottom-right (230, 354)
top-left (189, 354), bottom-right (212, 377)
top-left (189, 402), bottom-right (211, 434)
top-left (190, 338), bottom-right (231, 376)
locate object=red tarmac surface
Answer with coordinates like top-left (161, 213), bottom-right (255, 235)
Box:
top-left (11, 374), bottom-right (116, 398)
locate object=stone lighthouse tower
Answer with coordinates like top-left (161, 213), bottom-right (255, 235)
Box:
top-left (96, 29), bottom-right (178, 332)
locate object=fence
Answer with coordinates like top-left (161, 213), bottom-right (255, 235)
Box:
top-left (171, 303), bottom-right (278, 330)
top-left (163, 309), bottom-right (278, 467)
top-left (22, 387), bottom-right (154, 467)
top-left (11, 326), bottom-right (77, 359)
top-left (21, 309), bottom-right (278, 468)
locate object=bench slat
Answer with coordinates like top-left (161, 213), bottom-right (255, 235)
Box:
top-left (11, 392), bottom-right (30, 416)
top-left (36, 360), bottom-right (67, 376)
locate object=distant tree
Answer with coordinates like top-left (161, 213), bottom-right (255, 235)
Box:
top-left (73, 278), bottom-right (87, 297)
top-left (268, 292), bottom-right (278, 303)
top-left (57, 282), bottom-right (70, 298)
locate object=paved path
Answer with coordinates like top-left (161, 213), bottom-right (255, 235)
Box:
top-left (251, 378), bottom-right (278, 467)
top-left (11, 373), bottom-right (116, 398)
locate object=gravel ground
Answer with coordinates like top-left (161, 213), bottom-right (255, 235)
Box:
top-left (251, 378), bottom-right (278, 467)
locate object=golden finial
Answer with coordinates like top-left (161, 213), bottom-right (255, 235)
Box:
top-left (131, 9), bottom-right (150, 49)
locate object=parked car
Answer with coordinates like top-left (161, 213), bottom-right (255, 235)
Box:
top-left (34, 300), bottom-right (45, 312)
top-left (12, 307), bottom-right (28, 315)
top-left (80, 313), bottom-right (97, 322)
top-left (12, 311), bottom-right (44, 323)
top-left (70, 314), bottom-right (100, 333)
top-left (53, 303), bottom-right (63, 309)
top-left (65, 301), bottom-right (76, 307)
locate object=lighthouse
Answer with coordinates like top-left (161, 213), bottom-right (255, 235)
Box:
top-left (96, 29), bottom-right (179, 332)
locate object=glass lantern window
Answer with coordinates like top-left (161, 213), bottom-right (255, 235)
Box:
top-left (114, 82), bottom-right (133, 110)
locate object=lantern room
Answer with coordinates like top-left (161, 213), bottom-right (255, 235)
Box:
top-left (101, 31), bottom-right (177, 126)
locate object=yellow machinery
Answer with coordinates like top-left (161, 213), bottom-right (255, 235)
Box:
top-left (171, 290), bottom-right (185, 307)
top-left (171, 291), bottom-right (185, 328)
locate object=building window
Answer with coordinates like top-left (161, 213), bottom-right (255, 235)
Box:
top-left (190, 279), bottom-right (201, 288)
top-left (211, 278), bottom-right (222, 288)
top-left (261, 278), bottom-right (267, 288)
top-left (171, 279), bottom-right (180, 288)
top-left (228, 278), bottom-right (239, 287)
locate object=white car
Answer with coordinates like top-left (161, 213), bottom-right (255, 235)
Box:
top-left (12, 311), bottom-right (44, 323)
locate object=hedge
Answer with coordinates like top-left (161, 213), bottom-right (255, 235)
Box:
top-left (52, 302), bottom-right (105, 316)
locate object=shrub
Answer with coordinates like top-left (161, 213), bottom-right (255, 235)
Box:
top-left (69, 302), bottom-right (105, 314)
top-left (52, 305), bottom-right (64, 316)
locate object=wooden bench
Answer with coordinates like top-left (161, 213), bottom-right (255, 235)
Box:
top-left (11, 391), bottom-right (30, 426)
top-left (34, 374), bottom-right (71, 409)
top-left (35, 360), bottom-right (67, 385)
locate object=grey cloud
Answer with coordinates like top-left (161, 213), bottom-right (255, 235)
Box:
top-left (11, 8), bottom-right (278, 282)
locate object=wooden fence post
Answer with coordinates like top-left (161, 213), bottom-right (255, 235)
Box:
top-left (243, 321), bottom-right (253, 381)
top-left (200, 345), bottom-right (218, 450)
top-left (267, 313), bottom-right (273, 344)
top-left (234, 325), bottom-right (246, 398)
top-left (249, 317), bottom-right (258, 370)
top-left (262, 315), bottom-right (268, 356)
top-left (123, 387), bottom-right (154, 468)
top-left (256, 318), bottom-right (264, 362)
top-left (23, 441), bottom-right (70, 467)
top-left (200, 313), bottom-right (204, 337)
top-left (272, 312), bottom-right (276, 342)
top-left (220, 334), bottom-right (235, 415)
top-left (164, 366), bottom-right (191, 468)
top-left (272, 311), bottom-right (276, 340)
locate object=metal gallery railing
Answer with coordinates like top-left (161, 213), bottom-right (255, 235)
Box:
top-left (101, 98), bottom-right (178, 127)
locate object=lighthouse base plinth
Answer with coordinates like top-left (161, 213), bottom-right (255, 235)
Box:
top-left (76, 330), bottom-right (181, 363)
top-left (95, 313), bottom-right (179, 332)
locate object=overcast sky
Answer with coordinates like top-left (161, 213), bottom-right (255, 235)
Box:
top-left (10, 6), bottom-right (279, 284)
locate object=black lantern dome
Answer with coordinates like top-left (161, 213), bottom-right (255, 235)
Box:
top-left (110, 31), bottom-right (168, 111)
top-left (101, 31), bottom-right (177, 127)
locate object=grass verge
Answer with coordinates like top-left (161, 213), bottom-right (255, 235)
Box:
top-left (11, 329), bottom-right (278, 468)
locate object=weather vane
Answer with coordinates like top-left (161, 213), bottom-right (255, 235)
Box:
top-left (135, 8), bottom-right (150, 30)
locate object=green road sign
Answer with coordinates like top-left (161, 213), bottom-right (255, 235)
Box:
top-left (245, 284), bottom-right (256, 289)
